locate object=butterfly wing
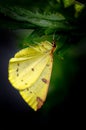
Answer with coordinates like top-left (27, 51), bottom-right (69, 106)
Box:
top-left (19, 55), bottom-right (53, 111)
top-left (14, 41), bottom-right (52, 58)
top-left (8, 41), bottom-right (53, 90)
top-left (14, 45), bottom-right (41, 58)
top-left (8, 52), bottom-right (51, 90)
top-left (8, 40), bottom-right (56, 111)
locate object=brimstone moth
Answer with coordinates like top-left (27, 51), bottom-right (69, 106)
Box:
top-left (8, 40), bottom-right (56, 111)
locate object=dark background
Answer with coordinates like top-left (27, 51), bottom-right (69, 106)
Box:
top-left (0, 29), bottom-right (85, 128)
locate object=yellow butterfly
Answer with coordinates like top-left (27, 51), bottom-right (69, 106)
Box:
top-left (8, 40), bottom-right (56, 111)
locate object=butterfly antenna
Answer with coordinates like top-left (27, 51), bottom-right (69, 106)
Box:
top-left (53, 31), bottom-right (60, 41)
top-left (53, 31), bottom-right (56, 41)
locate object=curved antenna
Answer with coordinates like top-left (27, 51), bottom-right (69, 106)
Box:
top-left (53, 31), bottom-right (56, 41)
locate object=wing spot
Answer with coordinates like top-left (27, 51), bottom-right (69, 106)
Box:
top-left (46, 64), bottom-right (50, 67)
top-left (17, 63), bottom-right (20, 66)
top-left (17, 73), bottom-right (19, 76)
top-left (25, 83), bottom-right (27, 85)
top-left (26, 88), bottom-right (32, 93)
top-left (21, 80), bottom-right (23, 82)
top-left (26, 88), bottom-right (29, 91)
top-left (41, 78), bottom-right (48, 84)
top-left (37, 97), bottom-right (44, 110)
top-left (16, 68), bottom-right (19, 72)
top-left (31, 68), bottom-right (34, 71)
top-left (41, 44), bottom-right (44, 47)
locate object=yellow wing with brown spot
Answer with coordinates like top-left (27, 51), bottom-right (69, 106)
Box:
top-left (8, 41), bottom-right (53, 90)
top-left (8, 40), bottom-right (56, 111)
top-left (19, 55), bottom-right (53, 111)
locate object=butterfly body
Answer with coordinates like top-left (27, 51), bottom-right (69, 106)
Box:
top-left (8, 41), bottom-right (56, 111)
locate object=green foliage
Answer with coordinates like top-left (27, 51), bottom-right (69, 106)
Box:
top-left (0, 1), bottom-right (86, 38)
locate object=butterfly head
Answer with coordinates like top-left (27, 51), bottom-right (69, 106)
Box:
top-left (51, 40), bottom-right (56, 53)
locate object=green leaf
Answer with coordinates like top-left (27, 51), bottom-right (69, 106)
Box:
top-left (63, 0), bottom-right (75, 8)
top-left (74, 1), bottom-right (85, 17)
